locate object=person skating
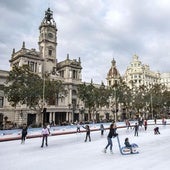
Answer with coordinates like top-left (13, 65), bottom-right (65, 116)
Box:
top-left (82, 125), bottom-right (91, 142)
top-left (100, 124), bottom-right (104, 136)
top-left (144, 119), bottom-right (147, 131)
top-left (103, 123), bottom-right (118, 154)
top-left (21, 124), bottom-right (28, 144)
top-left (41, 125), bottom-right (50, 147)
top-left (125, 119), bottom-right (131, 129)
top-left (134, 123), bottom-right (139, 136)
top-left (154, 127), bottom-right (160, 135)
top-left (76, 122), bottom-right (81, 133)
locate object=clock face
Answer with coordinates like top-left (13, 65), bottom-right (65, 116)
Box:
top-left (48, 33), bottom-right (53, 38)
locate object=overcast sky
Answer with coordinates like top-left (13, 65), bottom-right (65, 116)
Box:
top-left (0, 0), bottom-right (170, 84)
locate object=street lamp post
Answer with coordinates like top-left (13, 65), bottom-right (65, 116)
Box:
top-left (68, 104), bottom-right (71, 123)
top-left (150, 94), bottom-right (153, 119)
top-left (115, 88), bottom-right (117, 122)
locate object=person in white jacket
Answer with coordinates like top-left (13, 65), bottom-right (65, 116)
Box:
top-left (41, 125), bottom-right (49, 147)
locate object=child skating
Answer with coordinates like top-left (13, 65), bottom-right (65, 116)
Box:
top-left (124, 137), bottom-right (133, 153)
top-left (82, 125), bottom-right (91, 142)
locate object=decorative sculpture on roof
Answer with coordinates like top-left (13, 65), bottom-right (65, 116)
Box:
top-left (42, 8), bottom-right (56, 26)
top-left (45, 8), bottom-right (53, 22)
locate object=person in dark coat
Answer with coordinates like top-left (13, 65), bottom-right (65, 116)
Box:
top-left (134, 123), bottom-right (139, 136)
top-left (103, 123), bottom-right (118, 154)
top-left (154, 127), bottom-right (160, 135)
top-left (82, 125), bottom-right (91, 142)
top-left (21, 124), bottom-right (28, 144)
top-left (100, 124), bottom-right (104, 136)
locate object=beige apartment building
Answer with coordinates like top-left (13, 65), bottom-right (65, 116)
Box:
top-left (123, 55), bottom-right (161, 89)
top-left (161, 73), bottom-right (170, 91)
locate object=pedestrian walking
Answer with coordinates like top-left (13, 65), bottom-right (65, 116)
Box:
top-left (82, 125), bottom-right (91, 142)
top-left (103, 123), bottom-right (118, 154)
top-left (41, 125), bottom-right (50, 147)
top-left (21, 124), bottom-right (27, 144)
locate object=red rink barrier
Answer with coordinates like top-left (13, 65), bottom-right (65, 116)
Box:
top-left (0, 123), bottom-right (168, 142)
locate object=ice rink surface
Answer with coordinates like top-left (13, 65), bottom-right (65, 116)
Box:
top-left (0, 123), bottom-right (169, 170)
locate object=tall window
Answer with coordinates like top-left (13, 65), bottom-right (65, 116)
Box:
top-left (28, 61), bottom-right (37, 73)
top-left (73, 70), bottom-right (77, 79)
top-left (59, 70), bottom-right (64, 78)
top-left (48, 49), bottom-right (52, 56)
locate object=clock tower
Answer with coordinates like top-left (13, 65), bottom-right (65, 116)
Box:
top-left (39, 8), bottom-right (57, 74)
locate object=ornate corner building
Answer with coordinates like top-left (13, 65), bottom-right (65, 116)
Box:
top-left (0, 8), bottom-right (84, 127)
top-left (123, 54), bottom-right (161, 88)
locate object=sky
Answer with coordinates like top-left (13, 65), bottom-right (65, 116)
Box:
top-left (0, 120), bottom-right (170, 170)
top-left (0, 0), bottom-right (170, 84)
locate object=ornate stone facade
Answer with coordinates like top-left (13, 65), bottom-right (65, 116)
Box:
top-left (106, 58), bottom-right (121, 86)
top-left (123, 54), bottom-right (161, 88)
top-left (0, 8), bottom-right (84, 127)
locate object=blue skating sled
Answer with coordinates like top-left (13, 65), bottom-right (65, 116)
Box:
top-left (116, 136), bottom-right (139, 155)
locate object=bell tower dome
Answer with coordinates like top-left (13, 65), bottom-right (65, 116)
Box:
top-left (106, 58), bottom-right (121, 86)
top-left (39, 8), bottom-right (57, 74)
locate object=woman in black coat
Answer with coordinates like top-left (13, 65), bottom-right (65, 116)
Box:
top-left (21, 124), bottom-right (28, 144)
top-left (103, 123), bottom-right (118, 154)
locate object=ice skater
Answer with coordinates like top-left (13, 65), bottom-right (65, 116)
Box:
top-left (76, 122), bottom-right (81, 133)
top-left (103, 123), bottom-right (118, 154)
top-left (125, 119), bottom-right (131, 129)
top-left (154, 127), bottom-right (160, 135)
top-left (100, 124), bottom-right (104, 136)
top-left (41, 125), bottom-right (50, 147)
top-left (134, 123), bottom-right (139, 136)
top-left (144, 119), bottom-right (147, 131)
top-left (82, 125), bottom-right (91, 142)
top-left (21, 124), bottom-right (28, 144)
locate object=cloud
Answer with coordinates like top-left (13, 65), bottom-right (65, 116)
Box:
top-left (0, 0), bottom-right (170, 83)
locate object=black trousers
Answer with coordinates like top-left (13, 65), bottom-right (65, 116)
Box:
top-left (21, 132), bottom-right (27, 142)
top-left (85, 133), bottom-right (91, 142)
top-left (41, 135), bottom-right (48, 147)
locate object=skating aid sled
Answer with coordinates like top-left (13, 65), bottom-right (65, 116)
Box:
top-left (116, 136), bottom-right (139, 155)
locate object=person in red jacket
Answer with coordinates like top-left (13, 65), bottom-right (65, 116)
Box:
top-left (144, 119), bottom-right (147, 131)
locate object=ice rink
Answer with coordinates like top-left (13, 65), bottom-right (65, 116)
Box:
top-left (0, 123), bottom-right (170, 170)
